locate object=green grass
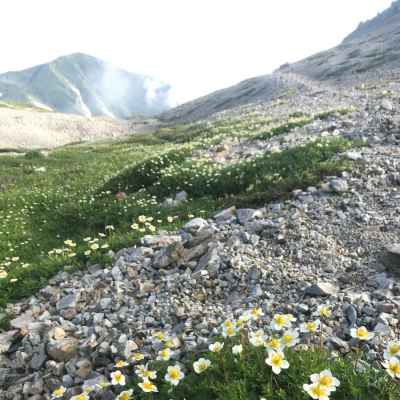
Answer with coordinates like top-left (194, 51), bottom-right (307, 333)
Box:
top-left (0, 108), bottom-right (357, 317)
top-left (107, 339), bottom-right (400, 400)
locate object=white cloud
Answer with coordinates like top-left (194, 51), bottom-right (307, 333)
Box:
top-left (0, 0), bottom-right (393, 104)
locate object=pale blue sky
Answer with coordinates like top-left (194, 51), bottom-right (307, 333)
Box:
top-left (1, 0), bottom-right (393, 103)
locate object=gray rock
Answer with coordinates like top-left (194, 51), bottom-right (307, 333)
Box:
top-left (142, 235), bottom-right (181, 248)
top-left (236, 208), bottom-right (264, 225)
top-left (10, 310), bottom-right (34, 331)
top-left (305, 282), bottom-right (339, 297)
top-left (345, 304), bottom-right (358, 328)
top-left (183, 218), bottom-right (209, 233)
top-left (47, 338), bottom-right (79, 362)
top-left (383, 244), bottom-right (400, 272)
top-left (381, 99), bottom-right (394, 111)
top-left (175, 191), bottom-right (188, 202)
top-left (57, 292), bottom-right (80, 310)
top-left (153, 241), bottom-right (185, 269)
top-left (329, 178), bottom-right (349, 193)
top-left (0, 330), bottom-right (19, 354)
top-left (214, 207), bottom-right (236, 222)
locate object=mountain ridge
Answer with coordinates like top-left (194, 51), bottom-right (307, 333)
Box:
top-left (161, 1), bottom-right (400, 123)
top-left (0, 53), bottom-right (173, 119)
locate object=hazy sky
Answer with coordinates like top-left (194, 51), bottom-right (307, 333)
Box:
top-left (1, 0), bottom-right (393, 104)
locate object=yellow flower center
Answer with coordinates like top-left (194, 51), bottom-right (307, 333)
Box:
top-left (283, 334), bottom-right (293, 344)
top-left (224, 320), bottom-right (234, 328)
top-left (53, 388), bottom-right (65, 397)
top-left (306, 322), bottom-right (317, 332)
top-left (268, 338), bottom-right (281, 349)
top-left (356, 327), bottom-right (368, 339)
top-left (226, 326), bottom-right (235, 335)
top-left (142, 381), bottom-right (154, 391)
top-left (271, 353), bottom-right (283, 367)
top-left (389, 344), bottom-right (400, 356)
top-left (311, 385), bottom-right (328, 397)
top-left (169, 369), bottom-right (180, 380)
top-left (119, 393), bottom-right (129, 400)
top-left (319, 375), bottom-right (333, 387)
top-left (389, 362), bottom-right (400, 375)
top-left (274, 315), bottom-right (286, 326)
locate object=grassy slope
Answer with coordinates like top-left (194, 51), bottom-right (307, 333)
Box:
top-left (0, 109), bottom-right (354, 310)
top-left (1, 107), bottom-right (398, 399)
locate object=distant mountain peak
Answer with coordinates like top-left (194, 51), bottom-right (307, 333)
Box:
top-left (0, 54), bottom-right (173, 119)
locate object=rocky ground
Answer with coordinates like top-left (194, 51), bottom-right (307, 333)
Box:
top-left (0, 107), bottom-right (158, 150)
top-left (1, 74), bottom-right (400, 398)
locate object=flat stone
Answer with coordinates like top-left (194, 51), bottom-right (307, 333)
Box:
top-left (236, 208), bottom-right (264, 225)
top-left (57, 292), bottom-right (80, 310)
top-left (153, 241), bottom-right (185, 269)
top-left (0, 330), bottom-right (19, 353)
top-left (329, 178), bottom-right (348, 193)
top-left (175, 191), bottom-right (188, 202)
top-left (142, 235), bottom-right (181, 248)
top-left (10, 310), bottom-right (34, 332)
top-left (305, 282), bottom-right (339, 297)
top-left (381, 99), bottom-right (394, 111)
top-left (47, 337), bottom-right (79, 362)
top-left (183, 218), bottom-right (209, 233)
top-left (383, 244), bottom-right (400, 272)
top-left (214, 207), bottom-right (236, 222)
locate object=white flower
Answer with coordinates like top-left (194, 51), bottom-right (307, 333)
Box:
top-left (265, 351), bottom-right (289, 375)
top-left (52, 386), bottom-right (66, 399)
top-left (264, 336), bottom-right (283, 352)
top-left (317, 305), bottom-right (332, 318)
top-left (222, 325), bottom-right (238, 338)
top-left (110, 370), bottom-right (125, 386)
top-left (310, 370), bottom-right (340, 392)
top-left (384, 342), bottom-right (400, 360)
top-left (350, 326), bottom-right (374, 341)
top-left (271, 314), bottom-right (293, 331)
top-left (281, 329), bottom-right (300, 348)
top-left (135, 365), bottom-right (157, 380)
top-left (249, 307), bottom-right (264, 320)
top-left (193, 358), bottom-right (211, 374)
top-left (382, 357), bottom-right (400, 379)
top-left (209, 341), bottom-right (224, 353)
top-left (157, 347), bottom-right (173, 361)
top-left (300, 320), bottom-right (321, 334)
top-left (303, 383), bottom-right (331, 400)
top-left (138, 379), bottom-right (158, 393)
top-left (232, 344), bottom-right (243, 355)
top-left (249, 329), bottom-right (267, 347)
top-left (116, 389), bottom-right (133, 400)
top-left (165, 365), bottom-right (184, 386)
top-left (70, 395), bottom-right (89, 400)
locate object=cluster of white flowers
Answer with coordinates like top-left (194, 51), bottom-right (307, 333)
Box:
top-left (49, 303), bottom-right (399, 400)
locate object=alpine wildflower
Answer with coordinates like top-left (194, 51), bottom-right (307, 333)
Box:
top-left (165, 365), bottom-right (185, 386)
top-left (300, 320), bottom-right (321, 334)
top-left (383, 357), bottom-right (400, 379)
top-left (157, 347), bottom-right (173, 361)
top-left (281, 329), bottom-right (300, 348)
top-left (52, 386), bottom-right (66, 399)
top-left (350, 326), bottom-right (374, 341)
top-left (384, 341), bottom-right (400, 360)
top-left (110, 370), bottom-right (126, 386)
top-left (138, 379), bottom-right (158, 393)
top-left (193, 358), bottom-right (211, 374)
top-left (116, 390), bottom-right (133, 400)
top-left (303, 383), bottom-right (331, 400)
top-left (232, 344), bottom-right (243, 355)
top-left (209, 341), bottom-right (224, 353)
top-left (310, 370), bottom-right (340, 392)
top-left (265, 351), bottom-right (289, 375)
